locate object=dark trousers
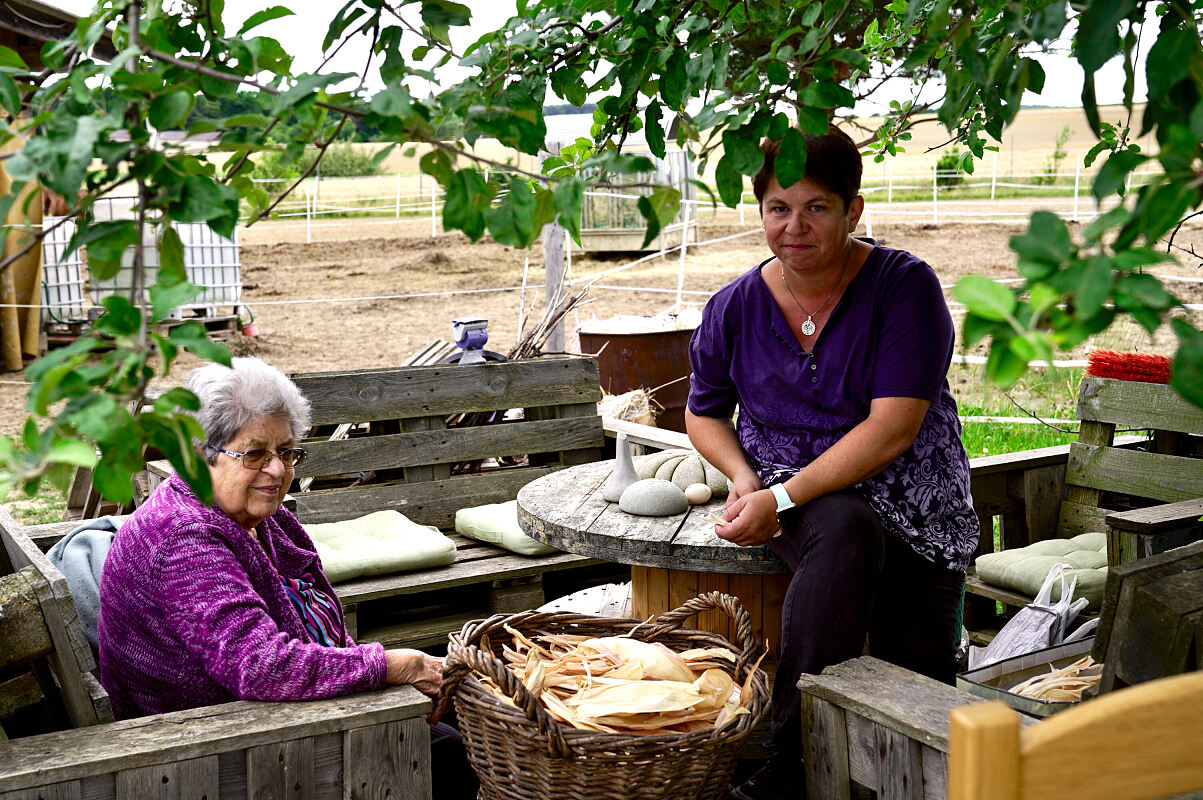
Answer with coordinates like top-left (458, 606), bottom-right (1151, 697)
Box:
top-left (766, 490), bottom-right (964, 754)
top-left (431, 713), bottom-right (480, 799)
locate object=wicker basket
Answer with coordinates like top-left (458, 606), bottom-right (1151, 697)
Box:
top-left (441, 592), bottom-right (771, 800)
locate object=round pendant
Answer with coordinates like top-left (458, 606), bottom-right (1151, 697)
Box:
top-left (800, 318), bottom-right (816, 336)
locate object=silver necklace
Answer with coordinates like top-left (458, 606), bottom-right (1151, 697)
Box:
top-left (780, 247), bottom-right (851, 337)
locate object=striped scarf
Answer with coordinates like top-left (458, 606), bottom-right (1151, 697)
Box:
top-left (280, 572), bottom-right (346, 647)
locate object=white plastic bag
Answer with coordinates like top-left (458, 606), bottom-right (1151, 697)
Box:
top-left (968, 562), bottom-right (1089, 670)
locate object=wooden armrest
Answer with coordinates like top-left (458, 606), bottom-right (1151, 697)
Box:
top-left (1105, 498), bottom-right (1203, 534)
top-left (602, 417), bottom-right (692, 451)
top-left (967, 434), bottom-right (1146, 478)
top-left (0, 685), bottom-right (430, 793)
top-left (798, 656), bottom-right (994, 753)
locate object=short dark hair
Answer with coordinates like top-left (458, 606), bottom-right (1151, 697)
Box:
top-left (752, 126), bottom-right (863, 211)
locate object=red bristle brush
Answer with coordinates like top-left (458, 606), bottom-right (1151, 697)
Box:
top-left (1085, 349), bottom-right (1173, 384)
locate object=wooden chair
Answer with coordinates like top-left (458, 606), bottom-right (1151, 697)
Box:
top-left (964, 375), bottom-right (1203, 637)
top-left (948, 670), bottom-right (1203, 800)
top-left (0, 505), bottom-right (434, 798)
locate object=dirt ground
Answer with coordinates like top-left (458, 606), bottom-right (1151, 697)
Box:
top-left (2, 214), bottom-right (1202, 438)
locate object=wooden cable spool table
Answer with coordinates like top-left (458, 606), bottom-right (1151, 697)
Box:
top-left (517, 459), bottom-right (792, 658)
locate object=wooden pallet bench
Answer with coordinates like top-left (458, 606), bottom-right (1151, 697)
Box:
top-left (30, 356), bottom-right (629, 652)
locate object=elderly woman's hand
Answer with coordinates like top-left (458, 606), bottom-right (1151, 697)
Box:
top-left (715, 488), bottom-right (780, 547)
top-left (385, 649), bottom-right (444, 698)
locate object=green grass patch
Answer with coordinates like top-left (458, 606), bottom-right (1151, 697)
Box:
top-left (4, 490), bottom-right (67, 526)
top-left (960, 420), bottom-right (1077, 458)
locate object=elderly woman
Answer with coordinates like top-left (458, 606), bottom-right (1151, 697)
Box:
top-left (686, 128), bottom-right (978, 800)
top-left (98, 357), bottom-right (477, 799)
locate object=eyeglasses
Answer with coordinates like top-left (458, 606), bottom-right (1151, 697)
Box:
top-left (210, 445), bottom-right (307, 470)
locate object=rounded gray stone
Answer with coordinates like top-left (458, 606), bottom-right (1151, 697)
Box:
top-left (618, 478), bottom-right (689, 517)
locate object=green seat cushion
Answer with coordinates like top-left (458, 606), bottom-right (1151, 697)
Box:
top-left (455, 500), bottom-right (559, 556)
top-left (975, 532), bottom-right (1108, 610)
top-left (307, 510), bottom-right (456, 584)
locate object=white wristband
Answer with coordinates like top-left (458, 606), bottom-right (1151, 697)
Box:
top-left (770, 483), bottom-right (795, 514)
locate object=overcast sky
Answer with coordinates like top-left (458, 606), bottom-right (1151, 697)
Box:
top-left (46, 0), bottom-right (1148, 112)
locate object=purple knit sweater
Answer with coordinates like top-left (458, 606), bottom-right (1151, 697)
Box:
top-left (97, 473), bottom-right (387, 719)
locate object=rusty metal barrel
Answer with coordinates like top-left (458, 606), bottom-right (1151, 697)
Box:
top-left (578, 328), bottom-right (695, 433)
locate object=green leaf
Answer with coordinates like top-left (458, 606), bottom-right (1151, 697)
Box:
top-left (1083, 204), bottom-right (1131, 243)
top-left (484, 178), bottom-right (537, 248)
top-left (714, 154), bottom-right (744, 207)
top-left (30, 357), bottom-right (82, 416)
top-left (0, 74), bottom-right (19, 116)
top-left (0, 45), bottom-right (27, 69)
top-left (637, 187), bottom-right (682, 249)
top-left (67, 220), bottom-right (140, 280)
top-left (774, 128), bottom-right (807, 189)
top-left (1116, 273), bottom-right (1175, 309)
top-left (1092, 149), bottom-right (1146, 201)
top-left (420, 148), bottom-right (453, 185)
top-left (1074, 254), bottom-right (1112, 321)
top-left (95, 295), bottom-right (142, 338)
top-left (150, 281), bottom-right (201, 323)
top-left (421, 0), bottom-right (471, 27)
top-left (1009, 211), bottom-right (1072, 267)
top-left (153, 387), bottom-right (202, 415)
top-left (149, 90), bottom-right (195, 130)
top-left (644, 103), bottom-right (665, 159)
top-left (986, 340), bottom-right (1027, 388)
top-left (1171, 319), bottom-right (1203, 407)
top-left (553, 177), bottom-right (585, 244)
top-left (159, 226), bottom-right (186, 286)
top-left (237, 5), bottom-right (294, 35)
top-left (1140, 180), bottom-right (1196, 243)
top-left (91, 451), bottom-right (135, 505)
top-left (953, 275), bottom-right (1015, 322)
top-left (1075, 0), bottom-right (1135, 72)
top-left (46, 438), bottom-right (98, 468)
top-left (796, 107), bottom-right (829, 136)
top-left (660, 48), bottom-right (687, 109)
top-left (168, 321), bottom-right (231, 366)
top-left (766, 60), bottom-right (790, 86)
top-left (168, 175), bottom-right (228, 222)
top-left (721, 126), bottom-right (763, 175)
top-left (443, 169), bottom-right (491, 240)
top-left (1144, 27), bottom-right (1196, 100)
top-left (272, 72), bottom-right (354, 114)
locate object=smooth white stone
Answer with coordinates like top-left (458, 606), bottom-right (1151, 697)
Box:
top-left (684, 483), bottom-right (712, 505)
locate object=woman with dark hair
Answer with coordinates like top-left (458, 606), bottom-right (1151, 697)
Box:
top-left (98, 356), bottom-right (477, 799)
top-left (686, 127), bottom-right (978, 800)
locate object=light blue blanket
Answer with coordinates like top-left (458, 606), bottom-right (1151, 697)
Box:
top-left (45, 516), bottom-right (120, 656)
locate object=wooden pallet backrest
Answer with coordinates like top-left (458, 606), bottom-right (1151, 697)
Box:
top-left (1060, 376), bottom-right (1203, 536)
top-left (289, 356), bottom-right (603, 528)
top-left (0, 505), bottom-right (110, 734)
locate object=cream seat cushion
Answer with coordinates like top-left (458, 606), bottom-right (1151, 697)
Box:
top-left (307, 510), bottom-right (456, 584)
top-left (975, 531), bottom-right (1108, 609)
top-left (455, 500), bottom-right (558, 556)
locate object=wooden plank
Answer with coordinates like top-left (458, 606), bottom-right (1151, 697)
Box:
top-left (1020, 464), bottom-right (1065, 546)
top-left (1094, 540), bottom-right (1203, 662)
top-left (398, 415), bottom-right (450, 484)
top-left (0, 507), bottom-right (103, 729)
top-left (0, 687), bottom-right (430, 792)
top-left (295, 467), bottom-right (558, 528)
top-left (292, 357), bottom-right (600, 424)
top-left (0, 569), bottom-right (53, 670)
top-left (875, 725), bottom-right (924, 800)
top-left (667, 568), bottom-right (699, 617)
top-left (296, 417), bottom-right (603, 478)
top-left (967, 444), bottom-right (1072, 477)
top-left (797, 657), bottom-right (995, 753)
top-left (1062, 419), bottom-right (1113, 512)
top-left (115, 756), bottom-right (219, 800)
top-left (1056, 500), bottom-right (1110, 538)
top-left (0, 784), bottom-right (82, 800)
top-left (1106, 498), bottom-right (1203, 533)
top-left (246, 737), bottom-right (315, 800)
top-left (343, 718), bottom-right (431, 800)
top-left (920, 745), bottom-right (948, 800)
top-left (525, 402), bottom-right (604, 467)
top-left (330, 549), bottom-right (602, 605)
top-left (602, 418), bottom-right (692, 451)
top-left (311, 732), bottom-right (342, 800)
top-left (845, 713), bottom-right (878, 789)
top-left (695, 571), bottom-right (730, 645)
top-left (630, 565), bottom-right (651, 621)
top-left (1076, 375), bottom-right (1203, 433)
top-left (1066, 443), bottom-right (1203, 504)
top-left (801, 693), bottom-right (852, 800)
top-left (361, 612), bottom-right (483, 650)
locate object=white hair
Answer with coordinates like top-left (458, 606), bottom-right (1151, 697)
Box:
top-left (185, 357), bottom-right (311, 463)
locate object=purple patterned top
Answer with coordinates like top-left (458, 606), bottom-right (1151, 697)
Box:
top-left (688, 244), bottom-right (979, 571)
top-left (97, 473), bottom-right (387, 719)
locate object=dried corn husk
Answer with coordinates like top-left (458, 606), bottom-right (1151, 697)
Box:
top-left (1009, 656), bottom-right (1102, 702)
top-left (494, 629), bottom-right (756, 735)
top-left (598, 389), bottom-right (657, 427)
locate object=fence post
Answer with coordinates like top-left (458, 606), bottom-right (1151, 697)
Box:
top-left (932, 155), bottom-right (939, 225)
top-left (431, 183), bottom-right (437, 238)
top-left (305, 190), bottom-right (312, 244)
top-left (864, 208), bottom-right (873, 240)
top-left (739, 198), bottom-right (745, 226)
top-left (1072, 160), bottom-right (1080, 222)
top-left (991, 151), bottom-right (997, 200)
top-left (541, 142), bottom-right (566, 353)
top-left (675, 200), bottom-right (691, 310)
top-left (887, 158), bottom-right (893, 203)
top-left (395, 173), bottom-right (401, 218)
